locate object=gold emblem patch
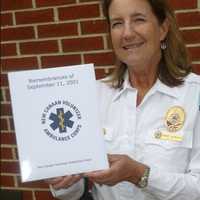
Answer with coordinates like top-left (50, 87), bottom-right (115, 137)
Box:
top-left (165, 106), bottom-right (185, 132)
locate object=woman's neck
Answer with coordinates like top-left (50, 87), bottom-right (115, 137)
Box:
top-left (128, 66), bottom-right (157, 106)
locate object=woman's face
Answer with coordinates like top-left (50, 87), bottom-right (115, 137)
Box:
top-left (109, 0), bottom-right (168, 69)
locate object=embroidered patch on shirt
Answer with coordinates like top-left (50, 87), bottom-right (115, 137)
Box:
top-left (154, 131), bottom-right (183, 142)
top-left (165, 106), bottom-right (185, 132)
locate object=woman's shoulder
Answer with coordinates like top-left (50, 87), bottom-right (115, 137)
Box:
top-left (95, 79), bottom-right (118, 117)
top-left (97, 79), bottom-right (116, 96)
top-left (182, 73), bottom-right (200, 101)
top-left (184, 73), bottom-right (200, 85)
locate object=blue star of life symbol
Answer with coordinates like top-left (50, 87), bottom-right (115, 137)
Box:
top-left (49, 108), bottom-right (74, 133)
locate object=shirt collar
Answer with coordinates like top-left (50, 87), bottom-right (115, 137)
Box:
top-left (154, 78), bottom-right (181, 99)
top-left (112, 71), bottom-right (181, 102)
top-left (112, 71), bottom-right (132, 102)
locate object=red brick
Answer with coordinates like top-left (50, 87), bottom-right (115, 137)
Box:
top-left (176, 12), bottom-right (200, 27)
top-left (16, 9), bottom-right (54, 25)
top-left (181, 29), bottom-right (200, 44)
top-left (36, 0), bottom-right (75, 7)
top-left (22, 191), bottom-right (34, 200)
top-left (106, 35), bottom-right (113, 49)
top-left (38, 23), bottom-right (78, 38)
top-left (1, 118), bottom-right (9, 131)
top-left (1, 0), bottom-right (33, 11)
top-left (1, 43), bottom-right (17, 57)
top-left (1, 57), bottom-right (38, 72)
top-left (5, 88), bottom-right (11, 102)
top-left (1, 74), bottom-right (9, 87)
top-left (1, 13), bottom-right (13, 26)
top-left (1, 132), bottom-right (17, 145)
top-left (41, 55), bottom-right (81, 68)
top-left (1, 88), bottom-right (3, 102)
top-left (20, 41), bottom-right (59, 55)
top-left (81, 20), bottom-right (108, 34)
top-left (1, 27), bottom-right (35, 41)
top-left (17, 176), bottom-right (49, 188)
top-left (62, 37), bottom-right (103, 52)
top-left (192, 64), bottom-right (200, 75)
top-left (1, 161), bottom-right (20, 173)
top-left (59, 4), bottom-right (100, 20)
top-left (1, 175), bottom-right (15, 187)
top-left (35, 191), bottom-right (57, 200)
top-left (1, 147), bottom-right (13, 159)
top-left (168, 0), bottom-right (197, 10)
top-left (188, 46), bottom-right (200, 61)
top-left (84, 52), bottom-right (115, 66)
top-left (1, 103), bottom-right (12, 116)
top-left (95, 68), bottom-right (113, 80)
top-left (80, 0), bottom-right (98, 2)
top-left (95, 68), bottom-right (106, 80)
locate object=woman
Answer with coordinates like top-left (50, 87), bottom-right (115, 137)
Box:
top-left (47, 0), bottom-right (200, 199)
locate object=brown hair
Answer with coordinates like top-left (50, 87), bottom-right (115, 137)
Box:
top-left (102, 0), bottom-right (191, 88)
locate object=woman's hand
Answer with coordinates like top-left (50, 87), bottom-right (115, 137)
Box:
top-left (45, 175), bottom-right (82, 190)
top-left (84, 154), bottom-right (146, 186)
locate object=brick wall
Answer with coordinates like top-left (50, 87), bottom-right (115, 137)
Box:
top-left (1, 0), bottom-right (200, 199)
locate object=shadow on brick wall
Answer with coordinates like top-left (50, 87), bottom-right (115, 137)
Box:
top-left (0, 189), bottom-right (22, 200)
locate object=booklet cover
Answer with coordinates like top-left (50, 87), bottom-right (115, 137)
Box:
top-left (8, 64), bottom-right (109, 182)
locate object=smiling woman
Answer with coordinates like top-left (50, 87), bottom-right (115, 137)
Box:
top-left (109, 0), bottom-right (167, 74)
top-left (47, 1), bottom-right (200, 200)
top-left (103, 0), bottom-right (191, 90)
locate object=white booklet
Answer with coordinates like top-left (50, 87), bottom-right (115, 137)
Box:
top-left (8, 64), bottom-right (109, 182)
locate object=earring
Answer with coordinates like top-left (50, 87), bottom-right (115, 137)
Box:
top-left (161, 41), bottom-right (167, 50)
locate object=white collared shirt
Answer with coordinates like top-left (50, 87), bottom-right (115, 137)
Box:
top-left (52, 73), bottom-right (200, 200)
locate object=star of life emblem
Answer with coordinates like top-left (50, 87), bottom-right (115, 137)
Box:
top-left (49, 108), bottom-right (74, 133)
top-left (41, 100), bottom-right (82, 141)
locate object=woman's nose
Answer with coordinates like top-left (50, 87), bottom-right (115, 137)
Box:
top-left (123, 23), bottom-right (134, 40)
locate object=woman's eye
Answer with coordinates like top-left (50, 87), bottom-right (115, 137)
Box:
top-left (111, 22), bottom-right (122, 28)
top-left (135, 18), bottom-right (145, 22)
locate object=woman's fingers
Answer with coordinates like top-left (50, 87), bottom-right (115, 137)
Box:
top-left (45, 177), bottom-right (63, 185)
top-left (84, 154), bottom-right (140, 186)
top-left (85, 168), bottom-right (116, 186)
top-left (52, 175), bottom-right (82, 190)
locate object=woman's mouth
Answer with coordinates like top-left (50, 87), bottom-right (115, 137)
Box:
top-left (122, 42), bottom-right (144, 50)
